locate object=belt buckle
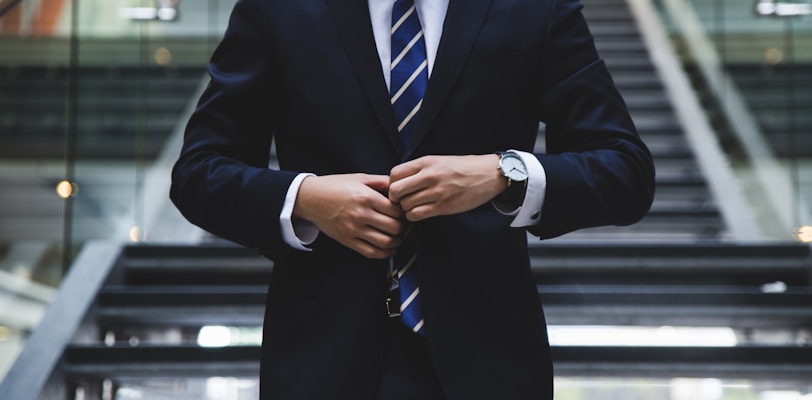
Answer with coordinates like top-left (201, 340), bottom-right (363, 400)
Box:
top-left (385, 297), bottom-right (401, 318)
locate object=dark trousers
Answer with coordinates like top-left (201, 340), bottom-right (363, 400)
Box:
top-left (373, 317), bottom-right (448, 400)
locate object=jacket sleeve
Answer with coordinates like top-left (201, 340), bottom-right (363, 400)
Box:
top-left (170, 0), bottom-right (298, 258)
top-left (528, 0), bottom-right (656, 239)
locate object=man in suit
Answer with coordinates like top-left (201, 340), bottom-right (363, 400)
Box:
top-left (170, 0), bottom-right (655, 398)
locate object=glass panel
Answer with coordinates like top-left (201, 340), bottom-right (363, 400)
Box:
top-left (657, 0), bottom-right (812, 240)
top-left (69, 0), bottom-right (231, 249)
top-left (0, 0), bottom-right (74, 381)
top-left (0, 0), bottom-right (237, 382)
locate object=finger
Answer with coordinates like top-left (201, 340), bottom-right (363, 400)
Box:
top-left (360, 228), bottom-right (402, 250)
top-left (348, 177), bottom-right (402, 219)
top-left (397, 186), bottom-right (437, 213)
top-left (404, 204), bottom-right (438, 222)
top-left (350, 238), bottom-right (398, 259)
top-left (389, 170), bottom-right (430, 203)
top-left (357, 183), bottom-right (403, 220)
top-left (365, 211), bottom-right (405, 236)
top-left (389, 157), bottom-right (425, 183)
top-left (371, 198), bottom-right (404, 220)
top-left (360, 174), bottom-right (391, 195)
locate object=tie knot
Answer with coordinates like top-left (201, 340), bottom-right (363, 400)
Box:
top-left (394, 0), bottom-right (415, 9)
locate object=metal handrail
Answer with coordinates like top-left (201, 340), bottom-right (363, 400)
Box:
top-left (0, 0), bottom-right (23, 18)
top-left (0, 241), bottom-right (122, 400)
top-left (626, 0), bottom-right (765, 241)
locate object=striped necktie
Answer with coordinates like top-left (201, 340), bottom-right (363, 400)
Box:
top-left (392, 226), bottom-right (423, 334)
top-left (390, 0), bottom-right (427, 335)
top-left (390, 0), bottom-right (428, 146)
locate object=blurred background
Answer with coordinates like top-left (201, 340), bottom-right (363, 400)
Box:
top-left (0, 0), bottom-right (810, 398)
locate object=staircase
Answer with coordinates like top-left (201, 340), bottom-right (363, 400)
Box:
top-left (3, 0), bottom-right (812, 398)
top-left (2, 241), bottom-right (811, 399)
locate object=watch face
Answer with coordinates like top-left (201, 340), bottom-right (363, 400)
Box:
top-left (500, 153), bottom-right (528, 181)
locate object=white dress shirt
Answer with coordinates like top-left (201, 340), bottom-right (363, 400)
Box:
top-left (279, 0), bottom-right (547, 250)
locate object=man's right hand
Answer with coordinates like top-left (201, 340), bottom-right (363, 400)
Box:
top-left (293, 174), bottom-right (405, 259)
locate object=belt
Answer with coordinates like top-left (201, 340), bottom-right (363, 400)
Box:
top-left (385, 289), bottom-right (401, 318)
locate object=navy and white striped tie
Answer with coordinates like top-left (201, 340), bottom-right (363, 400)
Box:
top-left (390, 0), bottom-right (428, 146)
top-left (392, 226), bottom-right (423, 334)
top-left (390, 0), bottom-right (427, 335)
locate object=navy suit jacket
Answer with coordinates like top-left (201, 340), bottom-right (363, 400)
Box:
top-left (170, 0), bottom-right (655, 398)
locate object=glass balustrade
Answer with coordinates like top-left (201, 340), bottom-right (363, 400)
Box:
top-left (0, 0), bottom-right (234, 382)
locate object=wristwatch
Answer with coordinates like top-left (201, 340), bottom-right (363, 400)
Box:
top-left (495, 151), bottom-right (529, 209)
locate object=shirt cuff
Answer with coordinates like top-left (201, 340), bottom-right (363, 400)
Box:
top-left (492, 150), bottom-right (547, 227)
top-left (280, 173), bottom-right (319, 251)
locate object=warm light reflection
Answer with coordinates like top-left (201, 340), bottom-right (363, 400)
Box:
top-left (129, 226), bottom-right (146, 243)
top-left (764, 47), bottom-right (783, 65)
top-left (154, 47), bottom-right (172, 65)
top-left (793, 226), bottom-right (812, 243)
top-left (55, 180), bottom-right (78, 199)
top-left (0, 326), bottom-right (10, 341)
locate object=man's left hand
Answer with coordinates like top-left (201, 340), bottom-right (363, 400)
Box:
top-left (389, 155), bottom-right (507, 222)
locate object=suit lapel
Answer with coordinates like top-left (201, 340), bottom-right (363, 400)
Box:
top-left (325, 0), bottom-right (494, 159)
top-left (403, 0), bottom-right (494, 159)
top-left (325, 0), bottom-right (403, 154)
